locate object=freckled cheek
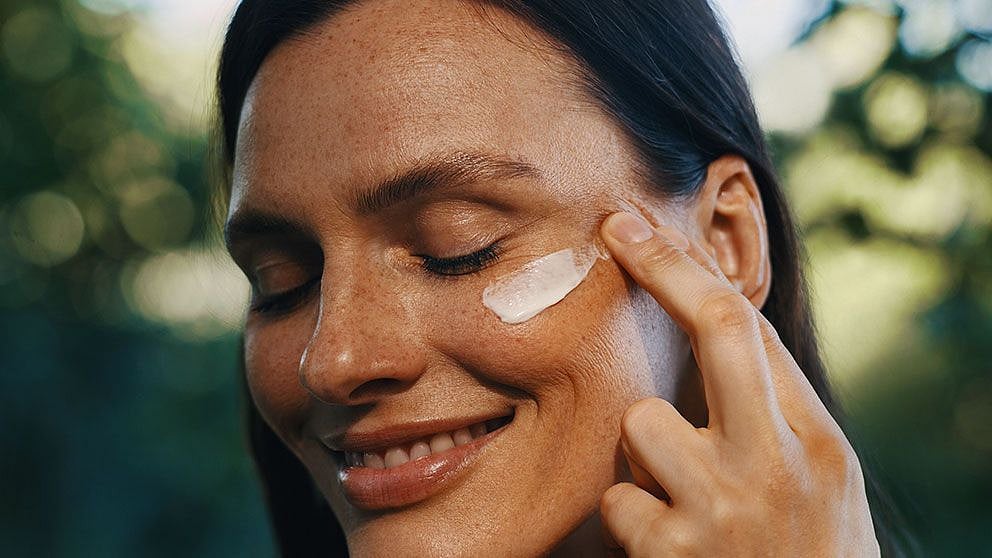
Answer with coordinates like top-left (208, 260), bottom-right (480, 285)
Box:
top-left (243, 319), bottom-right (313, 443)
top-left (421, 263), bottom-right (655, 406)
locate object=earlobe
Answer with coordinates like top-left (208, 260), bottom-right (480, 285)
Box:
top-left (694, 155), bottom-right (771, 309)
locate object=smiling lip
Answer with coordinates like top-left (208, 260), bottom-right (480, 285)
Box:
top-left (326, 412), bottom-right (513, 510)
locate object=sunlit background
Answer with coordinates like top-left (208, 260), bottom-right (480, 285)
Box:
top-left (1, 0), bottom-right (989, 555)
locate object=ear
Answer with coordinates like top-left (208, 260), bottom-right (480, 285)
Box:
top-left (692, 155), bottom-right (771, 309)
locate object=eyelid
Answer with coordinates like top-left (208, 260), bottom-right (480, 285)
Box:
top-left (249, 276), bottom-right (320, 316)
top-left (250, 257), bottom-right (319, 297)
top-left (418, 242), bottom-right (502, 276)
top-left (234, 237), bottom-right (322, 277)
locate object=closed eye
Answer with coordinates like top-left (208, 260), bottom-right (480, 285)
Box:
top-left (250, 276), bottom-right (320, 315)
top-left (418, 243), bottom-right (501, 276)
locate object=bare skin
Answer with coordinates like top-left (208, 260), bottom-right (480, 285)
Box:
top-left (224, 0), bottom-right (878, 556)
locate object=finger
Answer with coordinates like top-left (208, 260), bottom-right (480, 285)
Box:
top-left (626, 448), bottom-right (669, 503)
top-left (600, 482), bottom-right (669, 553)
top-left (657, 224), bottom-right (731, 288)
top-left (754, 314), bottom-right (840, 434)
top-left (620, 397), bottom-right (708, 501)
top-left (601, 212), bottom-right (787, 438)
top-left (661, 232), bottom-right (728, 365)
top-left (672, 230), bottom-right (837, 434)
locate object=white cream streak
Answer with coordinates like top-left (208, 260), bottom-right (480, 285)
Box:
top-left (482, 242), bottom-right (609, 324)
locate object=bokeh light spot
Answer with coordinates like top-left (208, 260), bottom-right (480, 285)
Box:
top-left (753, 47), bottom-right (832, 134)
top-left (1, 7), bottom-right (74, 83)
top-left (955, 39), bottom-right (992, 91)
top-left (871, 143), bottom-right (972, 239)
top-left (8, 191), bottom-right (86, 267)
top-left (90, 131), bottom-right (172, 196)
top-left (898, 0), bottom-right (961, 58)
top-left (78, 0), bottom-right (143, 17)
top-left (118, 177), bottom-right (195, 251)
top-left (808, 233), bottom-right (947, 386)
top-left (930, 82), bottom-right (985, 136)
top-left (126, 246), bottom-right (249, 339)
top-left (864, 72), bottom-right (929, 148)
top-left (785, 126), bottom-right (901, 224)
top-left (954, 0), bottom-right (992, 33)
top-left (810, 6), bottom-right (896, 90)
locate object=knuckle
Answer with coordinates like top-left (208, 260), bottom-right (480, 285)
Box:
top-left (600, 493), bottom-right (616, 520)
top-left (642, 513), bottom-right (672, 551)
top-left (619, 401), bottom-right (647, 438)
top-left (601, 484), bottom-right (662, 552)
top-left (758, 319), bottom-right (789, 357)
top-left (636, 238), bottom-right (684, 276)
top-left (764, 447), bottom-right (807, 497)
top-left (601, 483), bottom-right (647, 525)
top-left (698, 290), bottom-right (756, 335)
top-left (631, 396), bottom-right (677, 420)
top-left (622, 397), bottom-right (668, 434)
top-left (745, 435), bottom-right (809, 502)
top-left (600, 483), bottom-right (632, 517)
top-left (664, 523), bottom-right (696, 555)
top-left (709, 494), bottom-right (738, 529)
top-left (621, 398), bottom-right (687, 450)
top-left (806, 426), bottom-right (862, 485)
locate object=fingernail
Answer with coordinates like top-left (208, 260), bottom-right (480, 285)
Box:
top-left (604, 212), bottom-right (653, 244)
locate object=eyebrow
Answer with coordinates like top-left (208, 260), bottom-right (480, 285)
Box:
top-left (224, 150), bottom-right (541, 249)
top-left (354, 150), bottom-right (541, 215)
top-left (224, 212), bottom-right (311, 251)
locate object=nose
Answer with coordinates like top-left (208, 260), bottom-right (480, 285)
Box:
top-left (298, 268), bottom-right (427, 406)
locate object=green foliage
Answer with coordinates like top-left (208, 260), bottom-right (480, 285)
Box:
top-left (772, 4), bottom-right (992, 555)
top-left (0, 0), bottom-right (272, 555)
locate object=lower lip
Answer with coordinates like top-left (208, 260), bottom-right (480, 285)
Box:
top-left (336, 425), bottom-right (507, 510)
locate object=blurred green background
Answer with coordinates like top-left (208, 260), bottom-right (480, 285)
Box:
top-left (0, 0), bottom-right (989, 555)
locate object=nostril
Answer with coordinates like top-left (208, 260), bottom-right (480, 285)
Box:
top-left (348, 377), bottom-right (409, 401)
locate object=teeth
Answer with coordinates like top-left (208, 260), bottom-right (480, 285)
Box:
top-left (452, 427), bottom-right (473, 446)
top-left (363, 452), bottom-right (385, 469)
top-left (409, 441), bottom-right (431, 460)
top-left (384, 447), bottom-right (410, 468)
top-left (345, 417), bottom-right (507, 469)
top-left (429, 432), bottom-right (455, 453)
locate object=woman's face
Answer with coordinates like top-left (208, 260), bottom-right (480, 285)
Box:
top-left (226, 1), bottom-right (692, 555)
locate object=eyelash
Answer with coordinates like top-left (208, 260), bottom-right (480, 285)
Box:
top-left (419, 243), bottom-right (501, 277)
top-left (250, 277), bottom-right (320, 316)
top-left (249, 244), bottom-right (501, 317)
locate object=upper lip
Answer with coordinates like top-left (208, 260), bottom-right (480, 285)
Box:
top-left (320, 409), bottom-right (514, 454)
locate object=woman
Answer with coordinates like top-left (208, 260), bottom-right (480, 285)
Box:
top-left (217, 0), bottom-right (909, 555)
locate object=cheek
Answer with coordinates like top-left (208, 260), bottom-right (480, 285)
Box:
top-left (243, 314), bottom-right (314, 447)
top-left (423, 259), bottom-right (679, 415)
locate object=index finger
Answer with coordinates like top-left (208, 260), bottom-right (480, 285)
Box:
top-left (600, 211), bottom-right (789, 440)
top-left (668, 222), bottom-right (839, 436)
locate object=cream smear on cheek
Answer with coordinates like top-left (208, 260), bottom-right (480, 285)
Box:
top-left (482, 242), bottom-right (610, 324)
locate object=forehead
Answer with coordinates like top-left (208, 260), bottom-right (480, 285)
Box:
top-left (231, 0), bottom-right (630, 217)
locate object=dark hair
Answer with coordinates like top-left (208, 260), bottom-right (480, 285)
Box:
top-left (218, 1), bottom-right (914, 556)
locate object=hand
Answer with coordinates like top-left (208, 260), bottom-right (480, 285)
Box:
top-left (597, 212), bottom-right (879, 557)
